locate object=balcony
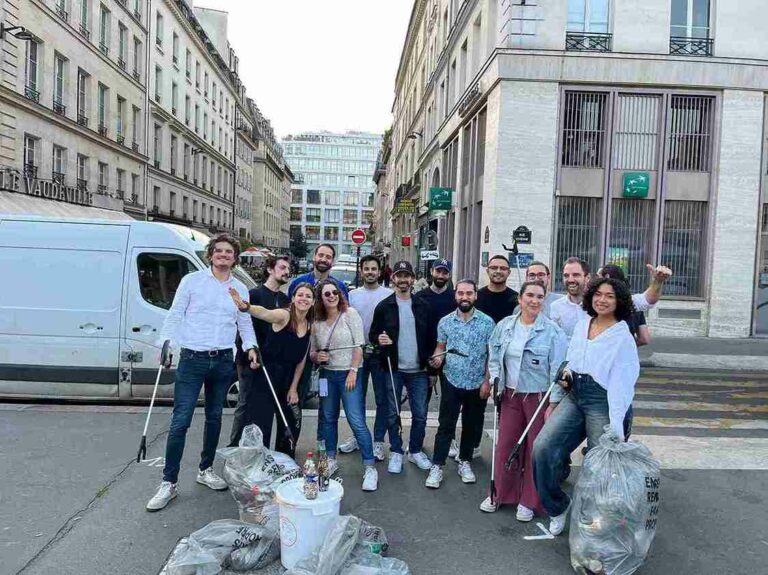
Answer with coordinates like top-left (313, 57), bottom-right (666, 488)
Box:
top-left (118, 57), bottom-right (126, 70)
top-left (134, 9), bottom-right (141, 20)
top-left (77, 179), bottom-right (88, 191)
top-left (115, 189), bottom-right (125, 200)
top-left (99, 42), bottom-right (109, 56)
top-left (117, 134), bottom-right (125, 145)
top-left (55, 6), bottom-right (69, 21)
top-left (566, 32), bottom-right (612, 52)
top-left (98, 124), bottom-right (108, 137)
top-left (152, 205), bottom-right (159, 213)
top-left (154, 93), bottom-right (161, 103)
top-left (24, 164), bottom-right (37, 178)
top-left (79, 23), bottom-right (90, 39)
top-left (129, 193), bottom-right (140, 205)
top-left (24, 85), bottom-right (40, 103)
top-left (172, 107), bottom-right (177, 116)
top-left (132, 69), bottom-right (140, 81)
top-left (52, 171), bottom-right (65, 184)
top-left (77, 113), bottom-right (89, 127)
top-left (154, 160), bottom-right (160, 168)
top-left (116, 0), bottom-right (126, 6)
top-left (97, 184), bottom-right (108, 195)
top-left (670, 36), bottom-right (713, 57)
top-left (53, 100), bottom-right (66, 116)
top-left (132, 141), bottom-right (139, 152)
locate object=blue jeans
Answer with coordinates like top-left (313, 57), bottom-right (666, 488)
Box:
top-left (533, 373), bottom-right (611, 517)
top-left (163, 349), bottom-right (234, 484)
top-left (390, 370), bottom-right (429, 455)
top-left (357, 355), bottom-right (394, 444)
top-left (320, 369), bottom-right (375, 465)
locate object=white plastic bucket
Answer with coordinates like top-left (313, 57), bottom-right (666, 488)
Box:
top-left (275, 477), bottom-right (344, 569)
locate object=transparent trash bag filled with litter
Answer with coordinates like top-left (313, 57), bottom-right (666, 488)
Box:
top-left (569, 428), bottom-right (661, 575)
top-left (164, 519), bottom-right (279, 575)
top-left (286, 516), bottom-right (409, 575)
top-left (216, 424), bottom-right (302, 528)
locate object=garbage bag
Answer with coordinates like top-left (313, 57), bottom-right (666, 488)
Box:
top-left (569, 428), bottom-right (661, 575)
top-left (217, 424), bottom-right (301, 528)
top-left (164, 520), bottom-right (279, 574)
top-left (286, 516), bottom-right (410, 575)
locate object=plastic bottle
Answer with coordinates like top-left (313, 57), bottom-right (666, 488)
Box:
top-left (317, 440), bottom-right (329, 492)
top-left (303, 452), bottom-right (318, 500)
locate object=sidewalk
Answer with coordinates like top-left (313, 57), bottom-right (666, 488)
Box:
top-left (639, 336), bottom-right (768, 372)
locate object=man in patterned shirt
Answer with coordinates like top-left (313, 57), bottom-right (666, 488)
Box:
top-left (425, 279), bottom-right (495, 489)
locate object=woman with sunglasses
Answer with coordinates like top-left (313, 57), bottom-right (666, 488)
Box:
top-left (310, 279), bottom-right (378, 491)
top-left (229, 282), bottom-right (314, 458)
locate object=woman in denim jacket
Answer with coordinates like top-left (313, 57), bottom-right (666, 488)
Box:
top-left (479, 280), bottom-right (568, 521)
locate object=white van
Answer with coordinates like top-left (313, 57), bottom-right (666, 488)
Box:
top-left (0, 215), bottom-right (255, 401)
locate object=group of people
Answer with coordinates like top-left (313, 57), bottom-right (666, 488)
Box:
top-left (145, 232), bottom-right (672, 539)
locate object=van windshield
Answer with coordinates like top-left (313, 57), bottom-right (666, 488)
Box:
top-left (195, 251), bottom-right (257, 289)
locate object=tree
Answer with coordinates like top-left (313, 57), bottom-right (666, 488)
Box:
top-left (290, 229), bottom-right (308, 262)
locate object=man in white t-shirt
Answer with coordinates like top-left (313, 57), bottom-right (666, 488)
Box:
top-left (338, 255), bottom-right (393, 460)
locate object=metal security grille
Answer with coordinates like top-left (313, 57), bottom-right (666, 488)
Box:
top-left (554, 196), bottom-right (603, 291)
top-left (607, 199), bottom-right (656, 292)
top-left (612, 95), bottom-right (661, 170)
top-left (668, 95), bottom-right (714, 172)
top-left (660, 200), bottom-right (707, 296)
top-left (562, 92), bottom-right (609, 168)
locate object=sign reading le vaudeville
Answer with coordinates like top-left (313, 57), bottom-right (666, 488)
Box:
top-left (0, 168), bottom-right (93, 206)
top-left (395, 198), bottom-right (418, 214)
top-left (429, 187), bottom-right (452, 210)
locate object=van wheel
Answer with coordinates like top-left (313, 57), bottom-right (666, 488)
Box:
top-left (226, 381), bottom-right (239, 408)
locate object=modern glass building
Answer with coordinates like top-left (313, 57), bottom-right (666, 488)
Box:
top-left (283, 131), bottom-right (382, 261)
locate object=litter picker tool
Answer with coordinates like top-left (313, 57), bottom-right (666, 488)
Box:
top-left (386, 354), bottom-right (403, 437)
top-left (255, 345), bottom-right (296, 453)
top-left (504, 361), bottom-right (570, 471)
top-left (137, 339), bottom-right (171, 462)
top-left (429, 348), bottom-right (469, 360)
top-left (490, 376), bottom-right (501, 505)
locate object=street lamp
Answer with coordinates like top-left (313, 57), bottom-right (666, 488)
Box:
top-left (407, 131), bottom-right (422, 140)
top-left (191, 147), bottom-right (204, 156)
top-left (0, 23), bottom-right (35, 41)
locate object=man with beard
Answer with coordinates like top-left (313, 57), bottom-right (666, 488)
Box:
top-left (338, 255), bottom-right (393, 457)
top-left (476, 255), bottom-right (519, 324)
top-left (369, 261), bottom-right (436, 474)
top-left (425, 279), bottom-right (494, 488)
top-left (229, 255), bottom-right (291, 447)
top-left (288, 243), bottom-right (349, 300)
top-left (416, 258), bottom-right (457, 321)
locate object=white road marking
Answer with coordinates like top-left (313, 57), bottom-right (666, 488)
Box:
top-left (523, 522), bottom-right (555, 540)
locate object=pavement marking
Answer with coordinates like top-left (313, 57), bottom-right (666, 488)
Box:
top-left (142, 457), bottom-right (165, 468)
top-left (633, 400), bottom-right (768, 414)
top-left (523, 523), bottom-right (555, 540)
top-left (632, 415), bottom-right (768, 430)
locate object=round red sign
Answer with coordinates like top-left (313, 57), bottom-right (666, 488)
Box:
top-left (351, 229), bottom-right (366, 245)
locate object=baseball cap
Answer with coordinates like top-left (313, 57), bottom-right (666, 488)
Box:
top-left (432, 258), bottom-right (451, 272)
top-left (392, 260), bottom-right (415, 276)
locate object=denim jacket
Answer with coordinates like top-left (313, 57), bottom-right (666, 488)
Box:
top-left (488, 312), bottom-right (568, 399)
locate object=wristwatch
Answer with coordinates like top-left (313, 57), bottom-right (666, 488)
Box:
top-left (350, 367), bottom-right (359, 373)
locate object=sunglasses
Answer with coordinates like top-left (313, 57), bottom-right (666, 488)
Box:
top-left (322, 290), bottom-right (339, 298)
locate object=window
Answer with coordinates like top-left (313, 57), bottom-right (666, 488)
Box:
top-left (201, 202), bottom-right (206, 223)
top-left (612, 94), bottom-right (661, 170)
top-left (554, 196), bottom-right (604, 291)
top-left (131, 105), bottom-right (140, 146)
top-left (671, 0), bottom-right (710, 39)
top-left (195, 104), bottom-right (200, 132)
top-left (363, 193), bottom-right (374, 208)
top-left (567, 0), bottom-right (610, 33)
top-left (137, 253), bottom-right (195, 310)
top-left (81, 0), bottom-right (89, 30)
top-left (212, 83), bottom-right (217, 105)
top-left (97, 83), bottom-right (108, 130)
top-left (185, 95), bottom-right (191, 124)
top-left (153, 124), bottom-right (161, 165)
top-left (183, 143), bottom-right (190, 178)
top-left (324, 227), bottom-right (339, 241)
top-left (195, 61), bottom-right (200, 88)
top-left (344, 191), bottom-right (359, 206)
top-left (182, 196), bottom-right (188, 218)
top-left (52, 145), bottom-right (66, 180)
top-left (133, 0), bottom-right (141, 18)
top-left (193, 199), bottom-right (198, 220)
top-left (23, 135), bottom-right (38, 175)
top-left (325, 191), bottom-right (340, 205)
top-left (343, 209), bottom-right (358, 225)
top-left (98, 161), bottom-right (108, 189)
top-left (306, 189), bottom-right (321, 204)
top-left (290, 207), bottom-right (303, 220)
top-left (325, 209), bottom-right (340, 224)
top-left (172, 32), bottom-right (179, 64)
top-left (204, 112), bottom-right (208, 138)
top-left (170, 135), bottom-right (177, 173)
top-left (53, 54), bottom-right (66, 112)
top-left (155, 11), bottom-right (163, 47)
top-left (25, 41), bottom-right (39, 97)
top-left (77, 154), bottom-right (88, 186)
top-left (204, 71), bottom-right (209, 97)
top-left (561, 91), bottom-right (608, 168)
top-left (202, 157), bottom-right (208, 187)
top-left (154, 66), bottom-right (162, 102)
top-left (667, 95), bottom-right (713, 172)
top-left (77, 70), bottom-right (88, 122)
top-left (169, 191), bottom-right (176, 214)
top-left (99, 5), bottom-right (110, 54)
top-left (291, 189), bottom-right (303, 203)
top-left (305, 226), bottom-right (321, 241)
top-left (185, 49), bottom-right (192, 78)
top-left (131, 173), bottom-right (139, 201)
top-left (171, 82), bottom-right (178, 113)
top-left (116, 97), bottom-right (125, 139)
top-left (306, 208), bottom-right (321, 223)
top-left (118, 23), bottom-right (127, 66)
top-left (133, 37), bottom-right (142, 78)
top-left (116, 168), bottom-right (125, 194)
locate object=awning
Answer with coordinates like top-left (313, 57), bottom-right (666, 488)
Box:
top-left (0, 192), bottom-right (134, 221)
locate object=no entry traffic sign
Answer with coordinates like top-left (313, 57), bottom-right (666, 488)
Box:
top-left (351, 229), bottom-right (366, 245)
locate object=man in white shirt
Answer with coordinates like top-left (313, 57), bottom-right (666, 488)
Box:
top-left (146, 234), bottom-right (259, 512)
top-left (338, 255), bottom-right (393, 459)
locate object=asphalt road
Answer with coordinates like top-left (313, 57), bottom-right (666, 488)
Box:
top-left (2, 369), bottom-right (768, 575)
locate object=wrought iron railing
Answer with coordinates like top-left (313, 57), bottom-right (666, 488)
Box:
top-left (133, 69), bottom-right (141, 81)
top-left (99, 41), bottom-right (109, 56)
top-left (117, 134), bottom-right (125, 145)
top-left (77, 179), bottom-right (88, 191)
top-left (670, 36), bottom-right (713, 56)
top-left (79, 23), bottom-right (90, 39)
top-left (55, 6), bottom-right (68, 21)
top-left (52, 171), bottom-right (65, 184)
top-left (566, 32), bottom-right (612, 52)
top-left (77, 113), bottom-right (89, 127)
top-left (132, 142), bottom-right (139, 152)
top-left (98, 124), bottom-right (108, 137)
top-left (24, 163), bottom-right (37, 178)
top-left (53, 100), bottom-right (66, 115)
top-left (118, 57), bottom-right (126, 70)
top-left (24, 85), bottom-right (40, 102)
top-left (97, 184), bottom-right (108, 195)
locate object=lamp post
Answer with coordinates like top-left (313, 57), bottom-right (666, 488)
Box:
top-left (0, 23), bottom-right (35, 41)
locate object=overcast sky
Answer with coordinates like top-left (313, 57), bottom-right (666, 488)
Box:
top-left (194, 0), bottom-right (413, 139)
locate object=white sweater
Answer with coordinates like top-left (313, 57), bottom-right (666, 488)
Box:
top-left (566, 317), bottom-right (640, 438)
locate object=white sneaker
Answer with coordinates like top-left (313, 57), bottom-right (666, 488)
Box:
top-left (327, 458), bottom-right (339, 476)
top-left (457, 461), bottom-right (476, 484)
top-left (387, 453), bottom-right (403, 474)
top-left (549, 503), bottom-right (571, 536)
top-left (425, 465), bottom-right (443, 489)
top-left (373, 442), bottom-right (385, 462)
top-left (516, 504), bottom-right (534, 522)
top-left (407, 451), bottom-right (432, 470)
top-left (448, 439), bottom-right (459, 459)
top-left (146, 481), bottom-right (177, 512)
top-left (338, 436), bottom-right (359, 453)
top-left (362, 466), bottom-right (378, 491)
top-left (479, 496), bottom-right (497, 513)
top-left (196, 467), bottom-right (228, 491)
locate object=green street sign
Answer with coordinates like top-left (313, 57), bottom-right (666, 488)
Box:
top-left (623, 172), bottom-right (650, 198)
top-left (429, 187), bottom-right (453, 211)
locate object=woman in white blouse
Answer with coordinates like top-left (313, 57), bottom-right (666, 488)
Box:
top-left (310, 279), bottom-right (378, 492)
top-left (532, 277), bottom-right (640, 536)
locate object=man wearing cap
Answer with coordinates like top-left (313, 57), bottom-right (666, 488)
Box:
top-left (369, 260), bottom-right (437, 474)
top-left (416, 258), bottom-right (458, 323)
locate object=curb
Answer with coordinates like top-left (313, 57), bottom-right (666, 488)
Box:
top-left (642, 352), bottom-right (768, 372)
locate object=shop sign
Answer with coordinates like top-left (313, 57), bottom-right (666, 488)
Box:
top-left (0, 167), bottom-right (93, 206)
top-left (508, 252), bottom-right (535, 268)
top-left (420, 249), bottom-right (439, 261)
top-left (623, 172), bottom-right (650, 198)
top-left (394, 198), bottom-right (418, 214)
top-left (429, 187), bottom-right (452, 211)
